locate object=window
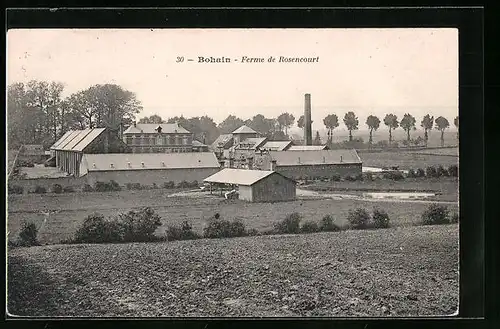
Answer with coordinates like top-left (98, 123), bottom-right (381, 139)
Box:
top-left (126, 137), bottom-right (132, 145)
top-left (150, 137), bottom-right (155, 145)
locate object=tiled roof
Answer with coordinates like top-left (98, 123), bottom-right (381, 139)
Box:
top-left (269, 149), bottom-right (362, 166)
top-left (80, 152), bottom-right (220, 175)
top-left (204, 168), bottom-right (293, 186)
top-left (234, 137), bottom-right (268, 150)
top-left (260, 140), bottom-right (293, 151)
top-left (210, 134), bottom-right (234, 149)
top-left (123, 123), bottom-right (191, 134)
top-left (232, 125), bottom-right (257, 134)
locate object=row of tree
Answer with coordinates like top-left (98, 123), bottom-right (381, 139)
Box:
top-left (8, 80), bottom-right (458, 149)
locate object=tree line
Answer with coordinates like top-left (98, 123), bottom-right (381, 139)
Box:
top-left (8, 80), bottom-right (459, 149)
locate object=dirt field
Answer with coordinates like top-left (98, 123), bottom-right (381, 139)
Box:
top-left (7, 185), bottom-right (459, 245)
top-left (359, 151), bottom-right (458, 170)
top-left (7, 224), bottom-right (459, 317)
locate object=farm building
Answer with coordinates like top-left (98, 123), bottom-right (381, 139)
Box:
top-left (210, 125), bottom-right (260, 158)
top-left (122, 122), bottom-right (194, 153)
top-left (79, 152), bottom-right (221, 187)
top-left (258, 140), bottom-right (293, 152)
top-left (287, 145), bottom-right (329, 151)
top-left (204, 168), bottom-right (296, 202)
top-left (49, 128), bottom-right (130, 177)
top-left (192, 140), bottom-right (209, 152)
top-left (253, 149), bottom-right (362, 180)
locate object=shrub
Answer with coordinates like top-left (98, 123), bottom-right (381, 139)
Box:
top-left (18, 221), bottom-right (40, 247)
top-left (166, 220), bottom-right (200, 241)
top-left (300, 220), bottom-right (320, 233)
top-left (126, 183), bottom-right (142, 190)
top-left (82, 184), bottom-right (94, 192)
top-left (63, 186), bottom-right (75, 193)
top-left (162, 181), bottom-right (175, 189)
top-left (407, 169), bottom-right (417, 178)
top-left (274, 213), bottom-right (302, 234)
top-left (450, 212), bottom-right (459, 224)
top-left (426, 166), bottom-right (438, 178)
top-left (436, 165), bottom-right (449, 177)
top-left (246, 228), bottom-right (260, 236)
top-left (363, 172), bottom-right (374, 181)
top-left (74, 213), bottom-right (124, 244)
top-left (8, 185), bottom-right (23, 194)
top-left (383, 171), bottom-right (405, 180)
top-left (421, 204), bottom-right (450, 225)
top-left (372, 208), bottom-right (390, 229)
top-left (33, 186), bottom-right (47, 194)
top-left (94, 180), bottom-right (121, 192)
top-left (416, 168), bottom-right (426, 177)
top-left (190, 180), bottom-right (199, 188)
top-left (330, 175), bottom-right (341, 182)
top-left (448, 165), bottom-right (459, 177)
top-left (344, 175), bottom-right (357, 182)
top-left (203, 216), bottom-right (247, 239)
top-left (320, 215), bottom-right (342, 232)
top-left (177, 180), bottom-right (190, 188)
top-left (347, 208), bottom-right (371, 230)
top-left (152, 183), bottom-right (158, 189)
top-left (118, 207), bottom-right (162, 242)
top-left (51, 184), bottom-right (63, 194)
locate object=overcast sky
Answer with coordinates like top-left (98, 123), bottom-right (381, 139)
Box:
top-left (7, 28), bottom-right (458, 131)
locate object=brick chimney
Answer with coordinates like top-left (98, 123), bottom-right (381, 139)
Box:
top-left (304, 93), bottom-right (313, 146)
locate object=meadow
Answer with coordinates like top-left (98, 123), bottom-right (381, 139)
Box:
top-left (358, 149), bottom-right (458, 170)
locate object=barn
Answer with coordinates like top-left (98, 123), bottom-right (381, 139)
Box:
top-left (79, 152), bottom-right (221, 187)
top-left (204, 168), bottom-right (296, 203)
top-left (254, 149), bottom-right (362, 180)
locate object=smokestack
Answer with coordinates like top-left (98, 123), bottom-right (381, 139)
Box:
top-left (304, 93), bottom-right (312, 146)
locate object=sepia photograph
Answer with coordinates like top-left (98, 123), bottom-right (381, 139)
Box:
top-left (6, 27), bottom-right (460, 318)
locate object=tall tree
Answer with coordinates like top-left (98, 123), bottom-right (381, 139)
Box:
top-left (138, 114), bottom-right (165, 124)
top-left (218, 115), bottom-right (245, 134)
top-left (365, 115), bottom-right (381, 145)
top-left (454, 116), bottom-right (459, 140)
top-left (435, 116), bottom-right (450, 147)
top-left (313, 131), bottom-right (322, 145)
top-left (343, 111), bottom-right (359, 142)
top-left (277, 112), bottom-right (295, 136)
top-left (420, 114), bottom-right (434, 147)
top-left (323, 114), bottom-right (339, 145)
top-left (400, 113), bottom-right (417, 142)
top-left (297, 115), bottom-right (305, 130)
top-left (248, 114), bottom-right (276, 136)
top-left (383, 114), bottom-right (399, 145)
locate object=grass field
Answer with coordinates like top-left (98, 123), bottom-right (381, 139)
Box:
top-left (7, 183), bottom-right (459, 245)
top-left (359, 150), bottom-right (458, 170)
top-left (7, 224), bottom-right (459, 317)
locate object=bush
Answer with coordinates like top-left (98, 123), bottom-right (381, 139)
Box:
top-left (82, 184), bottom-right (94, 192)
top-left (177, 180), bottom-right (190, 188)
top-left (344, 174), bottom-right (361, 182)
top-left (448, 165), bottom-right (459, 177)
top-left (383, 171), bottom-right (405, 180)
top-left (450, 212), bottom-right (459, 224)
top-left (320, 215), bottom-right (342, 232)
top-left (330, 175), bottom-right (341, 182)
top-left (246, 228), bottom-right (260, 236)
top-left (162, 181), bottom-right (175, 189)
top-left (94, 180), bottom-right (121, 192)
top-left (8, 185), bottom-right (23, 194)
top-left (426, 166), bottom-right (438, 178)
top-left (436, 165), bottom-right (449, 177)
top-left (118, 207), bottom-right (162, 242)
top-left (18, 221), bottom-right (40, 247)
top-left (126, 183), bottom-right (143, 190)
top-left (74, 213), bottom-right (124, 244)
top-left (51, 184), bottom-right (63, 194)
top-left (152, 183), bottom-right (158, 189)
top-left (274, 213), bottom-right (302, 234)
top-left (363, 172), bottom-right (374, 181)
top-left (166, 220), bottom-right (200, 241)
top-left (372, 208), bottom-right (390, 228)
top-left (407, 169), bottom-right (417, 178)
top-left (300, 220), bottom-right (320, 233)
top-left (190, 180), bottom-right (199, 188)
top-left (33, 186), bottom-right (47, 194)
top-left (347, 208), bottom-right (371, 230)
top-left (203, 216), bottom-right (247, 239)
top-left (416, 168), bottom-right (426, 177)
top-left (421, 204), bottom-right (450, 225)
top-left (63, 186), bottom-right (75, 193)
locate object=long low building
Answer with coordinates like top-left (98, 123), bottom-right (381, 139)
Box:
top-left (253, 149), bottom-right (362, 180)
top-left (79, 152), bottom-right (221, 186)
top-left (204, 168), bottom-right (296, 203)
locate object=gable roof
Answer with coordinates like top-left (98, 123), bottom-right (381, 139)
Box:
top-left (232, 125), bottom-right (257, 134)
top-left (51, 128), bottom-right (107, 152)
top-left (260, 140), bottom-right (293, 151)
top-left (80, 152), bottom-right (220, 174)
top-left (204, 168), bottom-right (294, 186)
top-left (269, 149), bottom-right (362, 166)
top-left (288, 145), bottom-right (328, 151)
top-left (210, 134), bottom-right (234, 149)
top-left (55, 130), bottom-right (85, 151)
top-left (234, 137), bottom-right (268, 150)
top-left (123, 123), bottom-right (190, 134)
top-left (72, 128), bottom-right (106, 152)
top-left (50, 130), bottom-right (75, 150)
top-left (192, 140), bottom-right (208, 147)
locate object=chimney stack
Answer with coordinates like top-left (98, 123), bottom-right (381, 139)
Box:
top-left (270, 160), bottom-right (277, 171)
top-left (304, 93), bottom-right (312, 146)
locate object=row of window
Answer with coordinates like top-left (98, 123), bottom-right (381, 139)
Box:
top-left (125, 136), bottom-right (192, 146)
top-left (132, 147), bottom-right (192, 154)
